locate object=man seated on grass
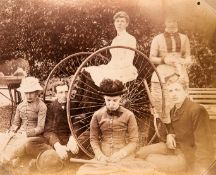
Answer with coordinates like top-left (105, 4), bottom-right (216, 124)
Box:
top-left (25, 82), bottom-right (79, 173)
top-left (136, 74), bottom-right (214, 174)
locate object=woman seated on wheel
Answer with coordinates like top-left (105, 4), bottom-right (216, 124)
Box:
top-left (85, 11), bottom-right (137, 86)
top-left (77, 79), bottom-right (159, 175)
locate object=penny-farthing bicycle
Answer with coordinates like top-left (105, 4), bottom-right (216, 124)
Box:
top-left (64, 46), bottom-right (165, 158)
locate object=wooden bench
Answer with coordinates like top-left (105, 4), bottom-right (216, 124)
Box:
top-left (188, 88), bottom-right (216, 120)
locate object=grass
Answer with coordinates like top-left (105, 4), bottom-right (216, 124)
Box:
top-left (0, 105), bottom-right (13, 132)
top-left (0, 105), bottom-right (212, 175)
top-left (0, 105), bottom-right (80, 175)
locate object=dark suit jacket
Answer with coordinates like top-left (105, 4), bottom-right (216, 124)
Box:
top-left (43, 100), bottom-right (71, 146)
top-left (170, 98), bottom-right (214, 172)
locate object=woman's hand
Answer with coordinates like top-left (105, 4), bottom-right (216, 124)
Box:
top-left (96, 153), bottom-right (109, 163)
top-left (108, 150), bottom-right (127, 163)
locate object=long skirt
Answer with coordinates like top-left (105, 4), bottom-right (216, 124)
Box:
top-left (76, 158), bottom-right (166, 175)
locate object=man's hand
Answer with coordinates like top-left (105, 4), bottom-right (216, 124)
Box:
top-left (166, 134), bottom-right (176, 149)
top-left (66, 136), bottom-right (79, 154)
top-left (108, 150), bottom-right (127, 163)
top-left (95, 153), bottom-right (109, 163)
top-left (54, 142), bottom-right (68, 160)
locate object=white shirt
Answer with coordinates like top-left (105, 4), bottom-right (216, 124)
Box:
top-left (85, 31), bottom-right (137, 86)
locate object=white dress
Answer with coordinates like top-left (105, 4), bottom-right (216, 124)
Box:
top-left (85, 31), bottom-right (138, 86)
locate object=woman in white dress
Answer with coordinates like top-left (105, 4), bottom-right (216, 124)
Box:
top-left (85, 11), bottom-right (138, 86)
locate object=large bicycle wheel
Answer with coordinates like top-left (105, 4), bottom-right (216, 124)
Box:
top-left (43, 52), bottom-right (93, 101)
top-left (67, 46), bottom-right (165, 158)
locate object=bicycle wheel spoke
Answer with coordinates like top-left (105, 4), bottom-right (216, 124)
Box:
top-left (70, 111), bottom-right (94, 118)
top-left (77, 127), bottom-right (90, 139)
top-left (74, 75), bottom-right (99, 94)
top-left (86, 143), bottom-right (92, 152)
top-left (127, 79), bottom-right (146, 99)
top-left (71, 104), bottom-right (104, 110)
top-left (129, 88), bottom-right (147, 102)
top-left (71, 93), bottom-right (104, 102)
top-left (71, 100), bottom-right (104, 105)
top-left (130, 101), bottom-right (149, 106)
top-left (80, 137), bottom-right (90, 145)
top-left (73, 115), bottom-right (93, 125)
top-left (74, 85), bottom-right (102, 97)
top-left (76, 123), bottom-right (90, 133)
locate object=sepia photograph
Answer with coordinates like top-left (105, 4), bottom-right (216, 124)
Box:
top-left (0, 0), bottom-right (216, 174)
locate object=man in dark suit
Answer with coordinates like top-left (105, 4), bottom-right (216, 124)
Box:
top-left (136, 74), bottom-right (214, 174)
top-left (25, 82), bottom-right (79, 172)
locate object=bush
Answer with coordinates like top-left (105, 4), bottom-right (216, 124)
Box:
top-left (0, 0), bottom-right (215, 87)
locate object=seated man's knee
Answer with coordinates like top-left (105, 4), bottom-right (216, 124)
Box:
top-left (25, 137), bottom-right (40, 152)
top-left (146, 153), bottom-right (186, 172)
top-left (136, 142), bottom-right (167, 159)
top-left (25, 137), bottom-right (51, 157)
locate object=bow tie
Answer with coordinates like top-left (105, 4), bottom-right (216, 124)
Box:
top-left (107, 109), bottom-right (122, 117)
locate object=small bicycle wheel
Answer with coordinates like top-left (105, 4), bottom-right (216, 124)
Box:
top-left (67, 46), bottom-right (165, 158)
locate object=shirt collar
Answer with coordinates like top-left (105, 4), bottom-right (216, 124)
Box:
top-left (171, 97), bottom-right (189, 121)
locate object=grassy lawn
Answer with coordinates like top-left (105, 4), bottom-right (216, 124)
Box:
top-left (0, 105), bottom-right (214, 175)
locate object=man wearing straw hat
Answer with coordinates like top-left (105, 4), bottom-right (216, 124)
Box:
top-left (0, 76), bottom-right (47, 168)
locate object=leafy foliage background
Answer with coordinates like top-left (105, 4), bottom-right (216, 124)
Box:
top-left (0, 0), bottom-right (215, 87)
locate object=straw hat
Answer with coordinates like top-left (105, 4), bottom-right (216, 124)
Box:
top-left (17, 76), bottom-right (43, 93)
top-left (36, 149), bottom-right (64, 173)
